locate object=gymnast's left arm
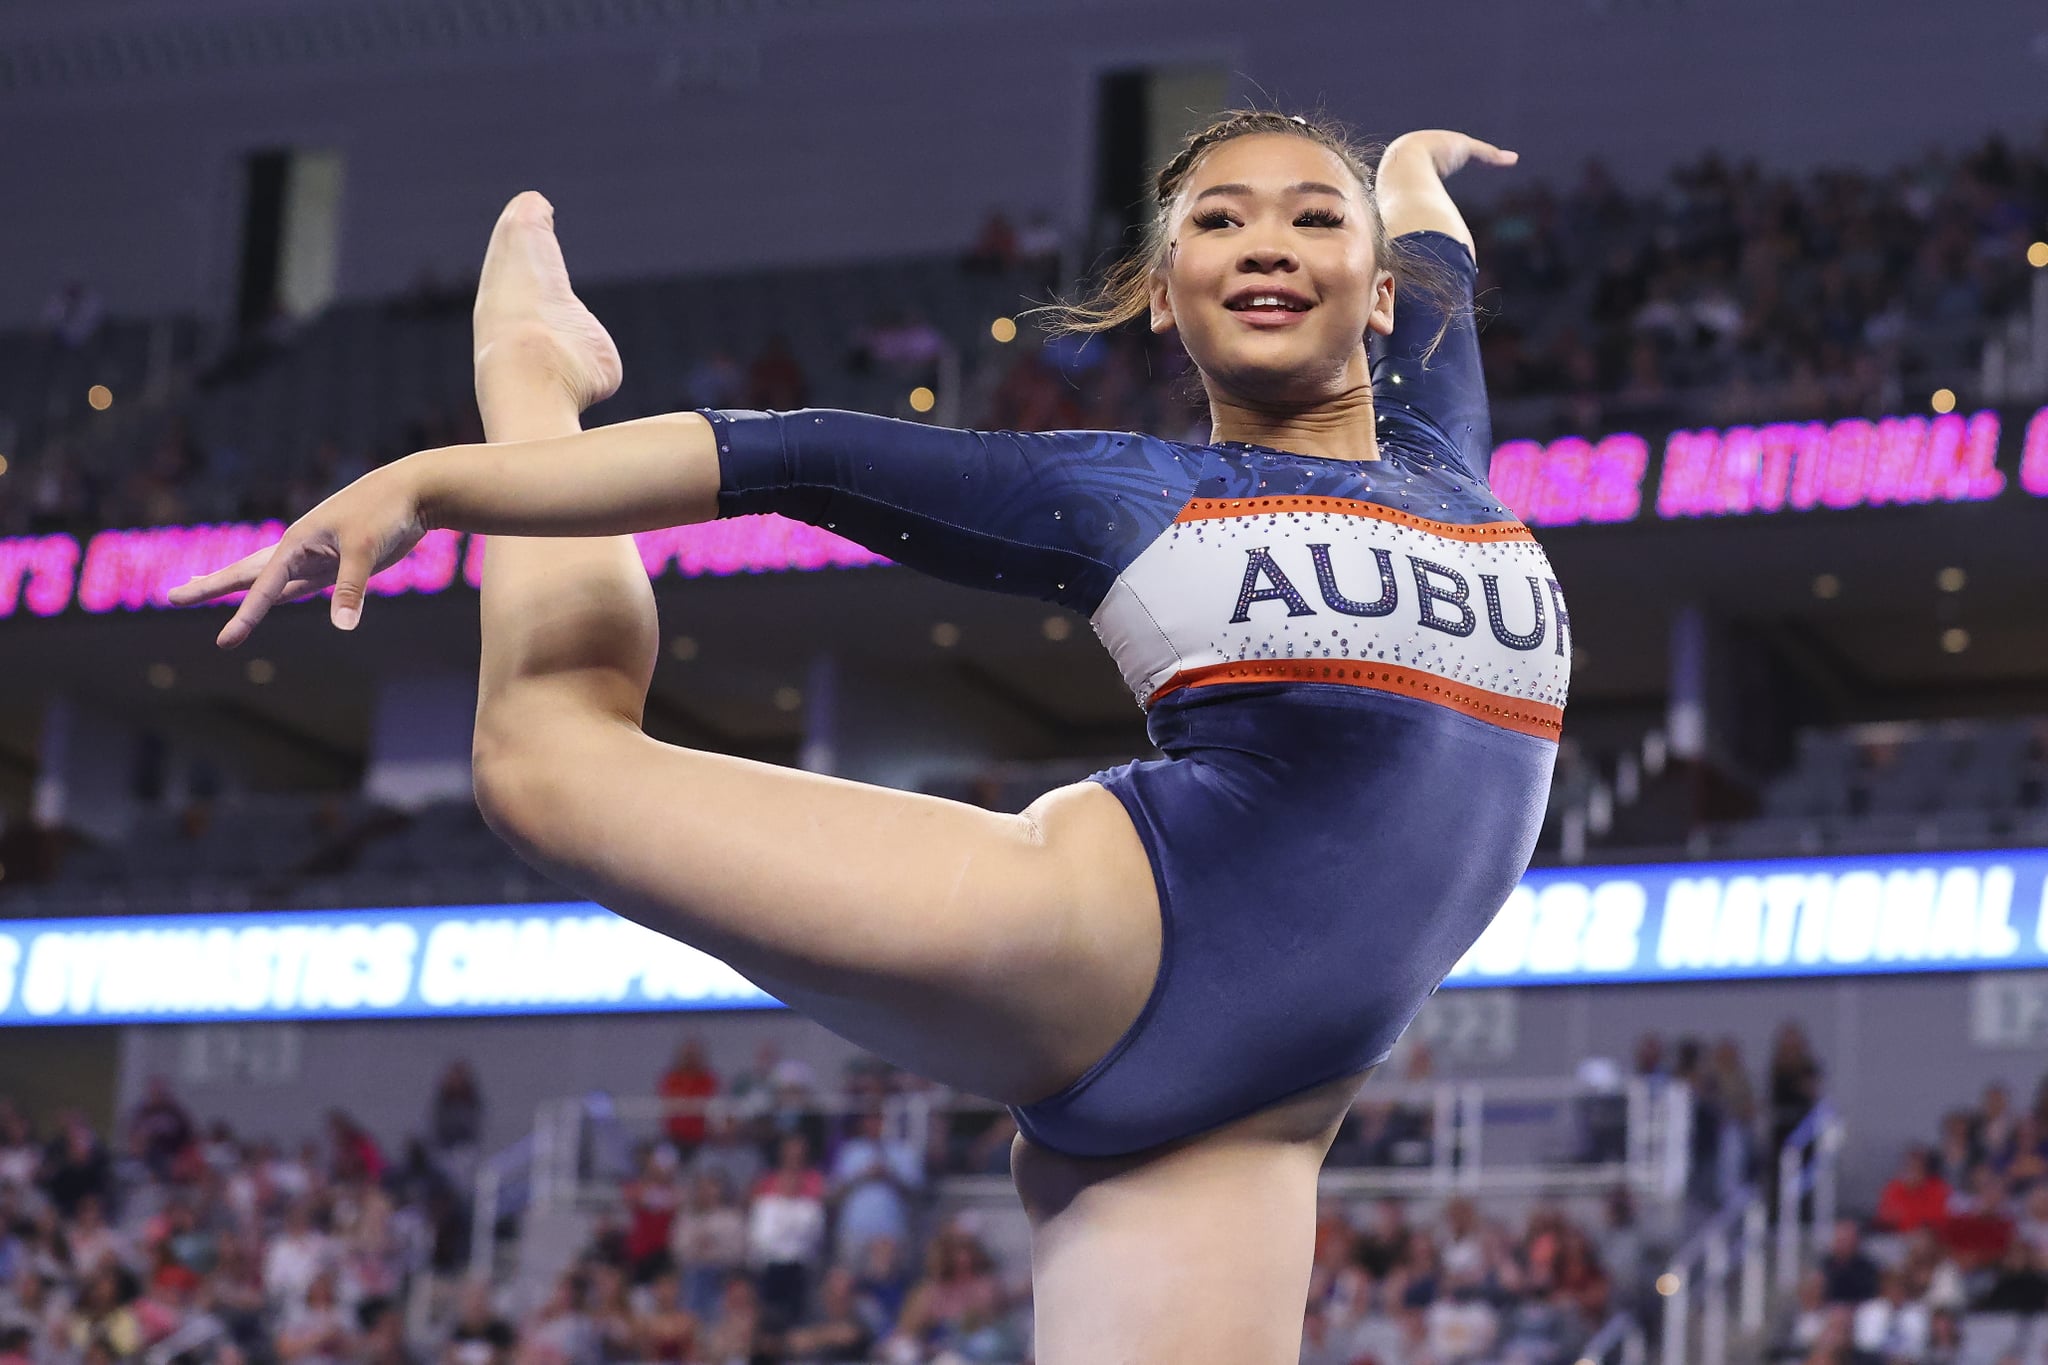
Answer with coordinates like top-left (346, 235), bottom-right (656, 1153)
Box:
top-left (1372, 130), bottom-right (1518, 481)
top-left (170, 407), bottom-right (1152, 639)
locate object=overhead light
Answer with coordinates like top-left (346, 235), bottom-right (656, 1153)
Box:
top-left (2030, 241), bottom-right (2048, 269)
top-left (246, 658), bottom-right (276, 685)
top-left (930, 622), bottom-right (960, 648)
top-left (669, 635), bottom-right (699, 662)
top-left (772, 686), bottom-right (803, 712)
top-left (1936, 566), bottom-right (1966, 593)
top-left (1041, 616), bottom-right (1072, 641)
top-left (1930, 388), bottom-right (1956, 415)
top-left (1656, 1273), bottom-right (1681, 1297)
top-left (146, 662), bottom-right (176, 689)
top-left (88, 385), bottom-right (113, 411)
top-left (990, 317), bottom-right (1018, 343)
top-left (1811, 573), bottom-right (1840, 600)
top-left (1941, 628), bottom-right (1970, 654)
top-left (908, 386), bottom-right (936, 414)
top-left (0, 454), bottom-right (9, 477)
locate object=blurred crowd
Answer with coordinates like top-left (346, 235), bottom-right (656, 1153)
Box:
top-left (1297, 1191), bottom-right (1642, 1365)
top-left (3, 127), bottom-right (2044, 543)
top-left (0, 1009), bottom-right (1852, 1365)
top-left (1774, 1072), bottom-right (2048, 1365)
top-left (0, 1071), bottom-right (476, 1365)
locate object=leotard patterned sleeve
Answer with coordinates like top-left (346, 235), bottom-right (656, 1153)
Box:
top-left (698, 408), bottom-right (1199, 615)
top-left (1370, 229), bottom-right (1493, 482)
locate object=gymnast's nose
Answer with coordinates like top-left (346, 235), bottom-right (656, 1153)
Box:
top-left (1237, 240), bottom-right (1300, 276)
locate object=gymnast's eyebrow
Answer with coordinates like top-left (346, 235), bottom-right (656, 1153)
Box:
top-left (1193, 181), bottom-right (1350, 202)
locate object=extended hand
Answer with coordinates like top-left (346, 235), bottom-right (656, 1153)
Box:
top-left (166, 461), bottom-right (430, 647)
top-left (1382, 130), bottom-right (1518, 180)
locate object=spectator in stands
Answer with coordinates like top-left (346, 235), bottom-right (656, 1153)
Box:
top-left (63, 1266), bottom-right (141, 1359)
top-left (276, 1269), bottom-right (355, 1363)
top-left (1922, 1308), bottom-right (1962, 1365)
top-left (690, 1111), bottom-right (764, 1202)
top-left (584, 1264), bottom-right (636, 1361)
top-left (1898, 1228), bottom-right (1967, 1313)
top-left (746, 335), bottom-right (809, 411)
top-left (428, 1061), bottom-right (485, 1158)
top-left (325, 1111), bottom-right (386, 1185)
top-left (1852, 1268), bottom-right (1929, 1363)
top-left (761, 1062), bottom-right (828, 1170)
top-left (826, 1106), bottom-right (923, 1267)
top-left (442, 1280), bottom-right (515, 1365)
top-left (776, 1264), bottom-right (874, 1362)
top-left (657, 1039), bottom-right (719, 1157)
top-left (620, 1145), bottom-right (684, 1283)
top-left (1819, 1220), bottom-right (1880, 1305)
top-left (747, 1134), bottom-right (826, 1329)
top-left (66, 1196), bottom-right (129, 1277)
top-left (128, 1077), bottom-right (196, 1181)
top-left (1708, 1038), bottom-right (1762, 1202)
top-left (1975, 1083), bottom-right (2020, 1171)
top-left (1974, 1238), bottom-right (2048, 1313)
top-left (42, 1113), bottom-right (112, 1218)
top-left (1425, 1268), bottom-right (1500, 1363)
top-left (633, 1271), bottom-right (700, 1363)
top-left (848, 1234), bottom-right (912, 1341)
top-left (0, 1109), bottom-right (35, 1190)
top-left (1356, 1198), bottom-right (1413, 1277)
top-left (1877, 1148), bottom-right (1952, 1232)
top-left (669, 1173), bottom-right (746, 1317)
top-left (517, 1273), bottom-right (597, 1365)
top-left (883, 1225), bottom-right (1014, 1363)
top-left (698, 1273), bottom-right (763, 1364)
top-left (1774, 1269), bottom-right (1833, 1362)
top-left (1933, 1110), bottom-right (1977, 1187)
top-left (264, 1201), bottom-right (334, 1313)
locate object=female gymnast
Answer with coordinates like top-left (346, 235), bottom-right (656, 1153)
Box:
top-left (171, 112), bottom-right (1565, 1362)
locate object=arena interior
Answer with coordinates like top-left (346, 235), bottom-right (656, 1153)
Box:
top-left (2, 1), bottom-right (2048, 1362)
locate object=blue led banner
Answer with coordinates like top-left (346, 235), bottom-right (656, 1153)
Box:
top-left (3, 847), bottom-right (2046, 1024)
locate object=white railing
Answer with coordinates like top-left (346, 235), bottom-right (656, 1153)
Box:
top-left (1578, 1310), bottom-right (1649, 1365)
top-left (1660, 1100), bottom-right (1844, 1365)
top-left (506, 1073), bottom-right (1693, 1219)
top-left (1775, 1100), bottom-right (1847, 1292)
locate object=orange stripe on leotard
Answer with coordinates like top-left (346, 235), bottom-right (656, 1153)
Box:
top-left (1172, 495), bottom-right (1536, 544)
top-left (1148, 657), bottom-right (1564, 740)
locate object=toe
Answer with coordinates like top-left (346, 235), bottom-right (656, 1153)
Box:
top-left (505, 189), bottom-right (554, 227)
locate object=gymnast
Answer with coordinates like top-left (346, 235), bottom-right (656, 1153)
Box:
top-left (172, 111), bottom-right (1566, 1361)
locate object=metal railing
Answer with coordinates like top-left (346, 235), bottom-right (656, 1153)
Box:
top-left (1775, 1101), bottom-right (1847, 1292)
top-left (1659, 1101), bottom-right (1844, 1365)
top-left (1578, 1310), bottom-right (1649, 1365)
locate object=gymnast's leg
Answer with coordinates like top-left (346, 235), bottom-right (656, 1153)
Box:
top-left (463, 193), bottom-right (1160, 1105)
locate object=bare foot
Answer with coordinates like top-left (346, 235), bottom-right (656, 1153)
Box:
top-left (472, 191), bottom-right (622, 411)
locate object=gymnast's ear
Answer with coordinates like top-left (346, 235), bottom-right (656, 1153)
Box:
top-left (1148, 257), bottom-right (1177, 336)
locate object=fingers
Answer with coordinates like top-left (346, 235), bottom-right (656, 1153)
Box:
top-left (331, 536), bottom-right (376, 632)
top-left (1460, 135), bottom-right (1518, 168)
top-left (166, 547), bottom-right (272, 607)
top-left (217, 547), bottom-right (300, 650)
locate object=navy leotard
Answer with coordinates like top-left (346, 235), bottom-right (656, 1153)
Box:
top-left (701, 232), bottom-right (1566, 1158)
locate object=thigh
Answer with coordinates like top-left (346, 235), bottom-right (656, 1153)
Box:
top-left (1010, 1079), bottom-right (1363, 1365)
top-left (481, 710), bottom-right (1162, 1104)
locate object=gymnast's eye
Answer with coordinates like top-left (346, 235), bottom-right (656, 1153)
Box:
top-left (1192, 209), bottom-right (1237, 230)
top-left (1296, 208), bottom-right (1345, 228)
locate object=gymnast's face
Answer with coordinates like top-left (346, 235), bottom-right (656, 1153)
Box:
top-left (1149, 133), bottom-right (1396, 405)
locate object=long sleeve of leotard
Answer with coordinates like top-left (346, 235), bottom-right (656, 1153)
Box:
top-left (698, 408), bottom-right (1197, 615)
top-left (1370, 229), bottom-right (1493, 482)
